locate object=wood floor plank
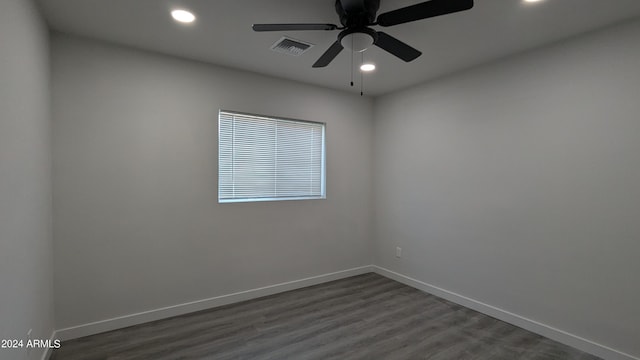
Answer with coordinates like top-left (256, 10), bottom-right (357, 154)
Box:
top-left (51, 273), bottom-right (601, 360)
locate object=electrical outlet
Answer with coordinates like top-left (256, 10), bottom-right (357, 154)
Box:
top-left (396, 246), bottom-right (402, 258)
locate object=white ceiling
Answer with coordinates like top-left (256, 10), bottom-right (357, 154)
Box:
top-left (38, 0), bottom-right (640, 96)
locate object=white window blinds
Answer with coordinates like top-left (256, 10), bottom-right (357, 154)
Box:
top-left (219, 111), bottom-right (326, 203)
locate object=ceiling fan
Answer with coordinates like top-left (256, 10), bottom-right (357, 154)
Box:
top-left (253, 0), bottom-right (474, 68)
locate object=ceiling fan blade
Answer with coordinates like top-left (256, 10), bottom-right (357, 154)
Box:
top-left (312, 40), bottom-right (344, 68)
top-left (374, 32), bottom-right (422, 62)
top-left (377, 0), bottom-right (473, 27)
top-left (252, 23), bottom-right (338, 32)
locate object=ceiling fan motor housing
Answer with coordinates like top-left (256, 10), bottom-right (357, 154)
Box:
top-left (336, 0), bottom-right (380, 27)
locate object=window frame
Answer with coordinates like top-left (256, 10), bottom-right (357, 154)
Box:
top-left (218, 110), bottom-right (326, 204)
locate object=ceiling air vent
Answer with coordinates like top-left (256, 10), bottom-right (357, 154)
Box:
top-left (270, 37), bottom-right (314, 56)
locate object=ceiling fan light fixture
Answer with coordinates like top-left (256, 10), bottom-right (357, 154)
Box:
top-left (171, 9), bottom-right (196, 24)
top-left (341, 32), bottom-right (374, 52)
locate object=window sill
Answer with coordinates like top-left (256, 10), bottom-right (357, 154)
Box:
top-left (219, 196), bottom-right (326, 204)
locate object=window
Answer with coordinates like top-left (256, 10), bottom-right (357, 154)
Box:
top-left (218, 110), bottom-right (326, 203)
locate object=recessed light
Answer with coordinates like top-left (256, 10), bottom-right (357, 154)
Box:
top-left (171, 9), bottom-right (196, 24)
top-left (360, 63), bottom-right (376, 72)
top-left (524, 0), bottom-right (544, 3)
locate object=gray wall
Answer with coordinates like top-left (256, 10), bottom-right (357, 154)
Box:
top-left (0, 0), bottom-right (54, 359)
top-left (51, 34), bottom-right (373, 329)
top-left (50, 16), bottom-right (640, 358)
top-left (373, 20), bottom-right (640, 357)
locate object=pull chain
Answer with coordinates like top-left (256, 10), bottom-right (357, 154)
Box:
top-left (350, 37), bottom-right (354, 87)
top-left (360, 51), bottom-right (364, 96)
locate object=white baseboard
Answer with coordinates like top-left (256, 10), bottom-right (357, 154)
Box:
top-left (55, 265), bottom-right (372, 341)
top-left (372, 266), bottom-right (638, 360)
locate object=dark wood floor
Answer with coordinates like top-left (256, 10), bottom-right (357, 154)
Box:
top-left (51, 273), bottom-right (600, 360)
